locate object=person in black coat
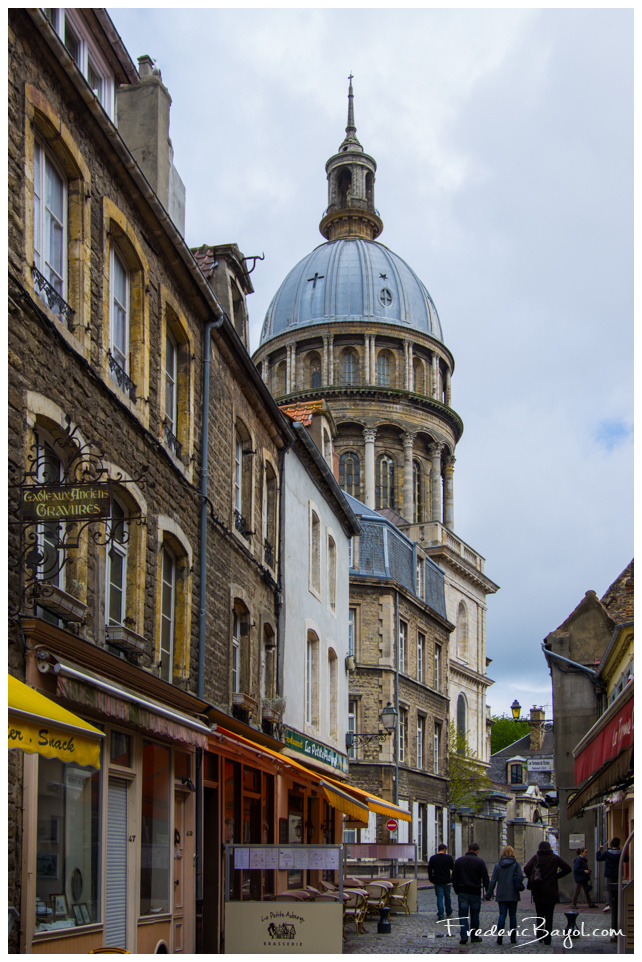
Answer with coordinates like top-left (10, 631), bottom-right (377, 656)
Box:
top-left (523, 840), bottom-right (572, 946)
top-left (485, 845), bottom-right (525, 945)
top-left (428, 843), bottom-right (454, 920)
top-left (572, 847), bottom-right (596, 909)
top-left (597, 838), bottom-right (629, 940)
top-left (451, 842), bottom-right (490, 944)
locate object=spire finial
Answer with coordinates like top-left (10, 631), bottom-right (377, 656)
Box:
top-left (346, 73), bottom-right (356, 135)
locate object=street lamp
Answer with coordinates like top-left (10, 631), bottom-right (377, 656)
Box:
top-left (346, 702), bottom-right (398, 749)
top-left (511, 699), bottom-right (522, 721)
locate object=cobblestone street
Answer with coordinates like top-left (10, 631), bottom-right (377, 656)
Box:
top-left (342, 887), bottom-right (619, 954)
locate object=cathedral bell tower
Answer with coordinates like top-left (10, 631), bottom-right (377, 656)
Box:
top-left (319, 77), bottom-right (383, 242)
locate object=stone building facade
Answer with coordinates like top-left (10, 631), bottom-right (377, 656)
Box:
top-left (7, 8), bottom-right (299, 954)
top-left (252, 79), bottom-right (499, 836)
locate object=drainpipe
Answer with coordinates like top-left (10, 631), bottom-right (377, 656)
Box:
top-left (394, 590), bottom-right (399, 806)
top-left (196, 312), bottom-right (224, 948)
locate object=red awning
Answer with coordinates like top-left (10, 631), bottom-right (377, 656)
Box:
top-left (574, 689), bottom-right (633, 784)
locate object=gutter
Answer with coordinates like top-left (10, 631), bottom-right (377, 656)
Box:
top-left (542, 644), bottom-right (599, 680)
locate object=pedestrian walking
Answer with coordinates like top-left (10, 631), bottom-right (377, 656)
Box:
top-left (571, 847), bottom-right (597, 909)
top-left (451, 841), bottom-right (489, 945)
top-left (523, 840), bottom-right (571, 946)
top-left (596, 837), bottom-right (629, 941)
top-left (485, 845), bottom-right (524, 945)
top-left (428, 843), bottom-right (454, 921)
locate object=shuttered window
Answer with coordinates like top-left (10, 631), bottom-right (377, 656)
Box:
top-left (105, 777), bottom-right (128, 948)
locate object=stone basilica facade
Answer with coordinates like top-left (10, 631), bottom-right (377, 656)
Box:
top-left (253, 81), bottom-right (499, 815)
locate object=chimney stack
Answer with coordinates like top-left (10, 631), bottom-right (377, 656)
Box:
top-left (529, 706), bottom-right (545, 751)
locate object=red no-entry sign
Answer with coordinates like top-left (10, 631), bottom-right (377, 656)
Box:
top-left (386, 819), bottom-right (397, 832)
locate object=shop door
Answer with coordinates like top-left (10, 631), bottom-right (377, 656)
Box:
top-left (105, 777), bottom-right (128, 949)
top-left (173, 791), bottom-right (190, 952)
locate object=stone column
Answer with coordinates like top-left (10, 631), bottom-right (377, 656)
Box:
top-left (262, 355), bottom-right (270, 386)
top-left (364, 335), bottom-right (370, 383)
top-left (371, 336), bottom-right (377, 385)
top-left (431, 354), bottom-right (439, 399)
top-left (407, 342), bottom-right (414, 391)
top-left (363, 428), bottom-right (377, 508)
top-left (445, 368), bottom-right (451, 407)
top-left (327, 333), bottom-right (334, 386)
top-left (322, 335), bottom-right (328, 384)
top-left (402, 433), bottom-right (415, 521)
top-left (443, 454), bottom-right (456, 529)
top-left (429, 442), bottom-right (443, 522)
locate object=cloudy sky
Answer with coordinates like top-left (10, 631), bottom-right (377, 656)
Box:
top-left (109, 6), bottom-right (633, 719)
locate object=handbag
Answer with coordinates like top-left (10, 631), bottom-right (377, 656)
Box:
top-left (526, 857), bottom-right (543, 890)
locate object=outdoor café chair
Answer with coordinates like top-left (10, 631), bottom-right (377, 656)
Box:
top-left (388, 878), bottom-right (412, 915)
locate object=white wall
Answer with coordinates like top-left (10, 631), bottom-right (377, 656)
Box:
top-left (280, 446), bottom-right (351, 757)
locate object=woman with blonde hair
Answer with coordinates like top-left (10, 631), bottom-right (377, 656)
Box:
top-left (485, 845), bottom-right (525, 945)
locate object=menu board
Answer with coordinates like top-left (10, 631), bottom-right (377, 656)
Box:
top-left (234, 848), bottom-right (250, 869)
top-left (278, 848), bottom-right (294, 870)
top-left (234, 845), bottom-right (342, 871)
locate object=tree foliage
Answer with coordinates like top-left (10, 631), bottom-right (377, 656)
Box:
top-left (490, 714), bottom-right (530, 755)
top-left (448, 723), bottom-right (491, 811)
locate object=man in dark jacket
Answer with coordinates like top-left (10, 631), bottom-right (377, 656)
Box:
top-left (428, 843), bottom-right (454, 920)
top-left (597, 838), bottom-right (629, 940)
top-left (524, 841), bottom-right (571, 946)
top-left (451, 842), bottom-right (490, 944)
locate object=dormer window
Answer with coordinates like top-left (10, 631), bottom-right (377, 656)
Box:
top-left (43, 9), bottom-right (115, 118)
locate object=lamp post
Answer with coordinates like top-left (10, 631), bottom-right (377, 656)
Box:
top-left (345, 702), bottom-right (398, 750)
top-left (511, 699), bottom-right (522, 721)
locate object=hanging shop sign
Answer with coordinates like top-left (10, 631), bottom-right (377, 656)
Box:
top-left (21, 483), bottom-right (112, 522)
top-left (283, 729), bottom-right (348, 774)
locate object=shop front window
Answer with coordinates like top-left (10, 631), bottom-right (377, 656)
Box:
top-left (140, 741), bottom-right (171, 915)
top-left (36, 757), bottom-right (100, 933)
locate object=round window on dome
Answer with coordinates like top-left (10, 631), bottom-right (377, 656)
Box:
top-left (379, 288), bottom-right (393, 307)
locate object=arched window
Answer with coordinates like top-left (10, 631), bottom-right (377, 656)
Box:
top-left (337, 167), bottom-right (352, 206)
top-left (328, 649), bottom-right (338, 739)
top-left (233, 420), bottom-right (252, 538)
top-left (306, 631), bottom-right (319, 726)
top-left (158, 545), bottom-right (176, 683)
top-left (339, 452), bottom-right (360, 497)
top-left (263, 460), bottom-right (277, 567)
top-left (376, 454), bottom-right (395, 509)
top-left (276, 360), bottom-right (287, 396)
top-left (456, 602), bottom-right (468, 661)
top-left (327, 535), bottom-right (337, 611)
top-left (161, 298), bottom-right (194, 466)
top-left (413, 358), bottom-right (425, 395)
top-left (413, 459), bottom-right (424, 522)
top-left (309, 508), bottom-right (321, 594)
top-left (456, 694), bottom-right (467, 745)
top-left (377, 353), bottom-right (391, 387)
top-left (308, 353), bottom-right (322, 389)
top-left (343, 351), bottom-right (357, 386)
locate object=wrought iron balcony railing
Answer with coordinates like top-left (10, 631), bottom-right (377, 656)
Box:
top-left (32, 265), bottom-right (75, 329)
top-left (234, 509), bottom-right (249, 538)
top-left (264, 539), bottom-right (274, 568)
top-left (163, 421), bottom-right (182, 459)
top-left (108, 353), bottom-right (137, 402)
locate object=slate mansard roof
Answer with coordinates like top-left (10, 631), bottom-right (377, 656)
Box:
top-left (345, 493), bottom-right (449, 623)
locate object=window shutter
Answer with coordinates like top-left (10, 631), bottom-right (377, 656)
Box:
top-left (105, 777), bottom-right (128, 948)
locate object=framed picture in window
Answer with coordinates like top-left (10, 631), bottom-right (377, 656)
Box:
top-left (72, 904), bottom-right (84, 926)
top-left (51, 893), bottom-right (68, 921)
top-left (80, 903), bottom-right (91, 925)
top-left (36, 854), bottom-right (58, 879)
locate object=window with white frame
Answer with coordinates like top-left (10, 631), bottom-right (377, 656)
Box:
top-left (33, 139), bottom-right (67, 309)
top-left (164, 330), bottom-right (177, 438)
top-left (159, 546), bottom-right (176, 683)
top-left (376, 454), bottom-right (394, 509)
top-left (399, 708), bottom-right (408, 763)
top-left (434, 721), bottom-right (441, 774)
top-left (233, 422), bottom-right (252, 537)
top-left (418, 631), bottom-right (425, 683)
top-left (35, 438), bottom-right (64, 590)
top-left (306, 632), bottom-right (319, 726)
top-left (398, 621), bottom-right (407, 674)
top-left (348, 699), bottom-right (357, 760)
top-left (434, 643), bottom-right (442, 691)
top-left (263, 461), bottom-right (277, 567)
top-left (348, 608), bottom-right (356, 657)
top-left (44, 9), bottom-right (115, 118)
top-left (328, 649), bottom-right (338, 739)
top-left (416, 556), bottom-right (424, 597)
top-left (231, 611), bottom-right (241, 693)
top-left (106, 498), bottom-right (128, 627)
top-left (417, 715), bottom-right (425, 769)
top-left (109, 246), bottom-right (129, 376)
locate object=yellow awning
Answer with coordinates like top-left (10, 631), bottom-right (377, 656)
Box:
top-left (320, 772), bottom-right (412, 822)
top-left (8, 675), bottom-right (104, 768)
top-left (319, 780), bottom-right (370, 822)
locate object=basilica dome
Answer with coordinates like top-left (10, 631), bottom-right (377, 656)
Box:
top-left (259, 237), bottom-right (443, 346)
